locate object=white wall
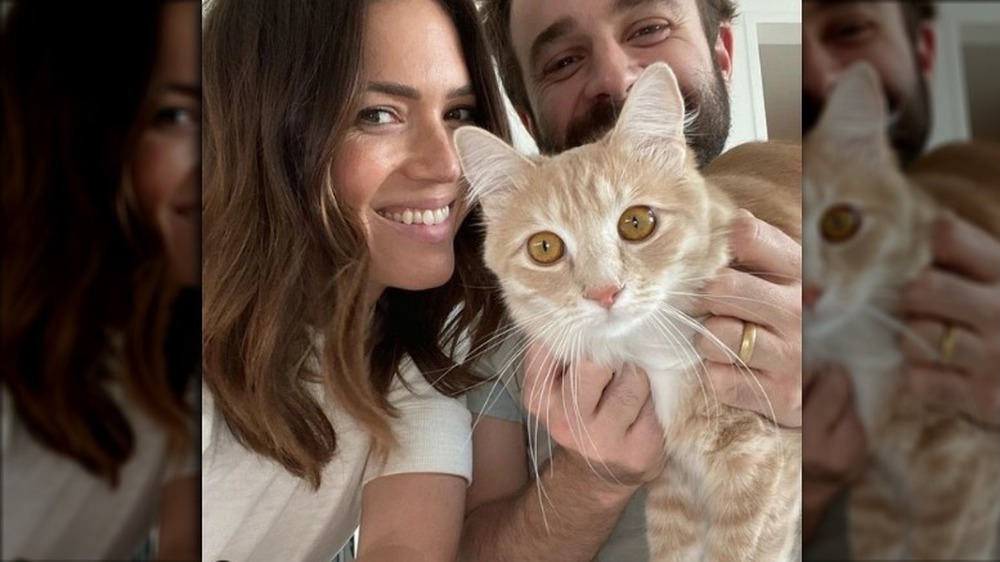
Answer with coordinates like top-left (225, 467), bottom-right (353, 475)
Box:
top-left (726, 0), bottom-right (801, 150)
top-left (926, 3), bottom-right (1000, 149)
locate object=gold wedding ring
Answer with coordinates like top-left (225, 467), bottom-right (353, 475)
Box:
top-left (738, 321), bottom-right (757, 364)
top-left (939, 323), bottom-right (960, 367)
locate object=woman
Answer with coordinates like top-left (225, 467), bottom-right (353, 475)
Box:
top-left (1, 1), bottom-right (200, 560)
top-left (201, 0), bottom-right (510, 559)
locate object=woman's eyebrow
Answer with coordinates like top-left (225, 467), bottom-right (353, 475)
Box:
top-left (367, 81), bottom-right (473, 100)
top-left (167, 83), bottom-right (201, 99)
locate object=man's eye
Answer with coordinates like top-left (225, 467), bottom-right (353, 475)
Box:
top-left (543, 55), bottom-right (580, 78)
top-left (633, 24), bottom-right (665, 39)
top-left (358, 107), bottom-right (397, 125)
top-left (626, 20), bottom-right (670, 45)
top-left (828, 21), bottom-right (874, 44)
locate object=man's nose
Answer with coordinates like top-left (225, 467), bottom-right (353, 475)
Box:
top-left (583, 39), bottom-right (641, 103)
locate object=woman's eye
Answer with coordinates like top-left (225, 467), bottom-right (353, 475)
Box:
top-left (358, 107), bottom-right (397, 125)
top-left (445, 107), bottom-right (476, 123)
top-left (154, 107), bottom-right (198, 128)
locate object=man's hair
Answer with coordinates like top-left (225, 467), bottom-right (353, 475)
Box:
top-left (480, 0), bottom-right (738, 123)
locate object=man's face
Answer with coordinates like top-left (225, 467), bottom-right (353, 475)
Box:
top-left (803, 1), bottom-right (935, 165)
top-left (508, 0), bottom-right (733, 165)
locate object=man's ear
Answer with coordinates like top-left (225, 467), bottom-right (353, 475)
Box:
top-left (714, 22), bottom-right (735, 93)
top-left (515, 106), bottom-right (536, 138)
top-left (916, 21), bottom-right (936, 85)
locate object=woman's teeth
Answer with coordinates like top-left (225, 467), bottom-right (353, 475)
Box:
top-left (378, 205), bottom-right (450, 226)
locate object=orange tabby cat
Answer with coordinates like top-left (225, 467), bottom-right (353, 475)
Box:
top-left (455, 63), bottom-right (800, 561)
top-left (803, 61), bottom-right (1000, 560)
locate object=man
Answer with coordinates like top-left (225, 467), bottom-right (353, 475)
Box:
top-left (801, 1), bottom-right (1000, 557)
top-left (460, 0), bottom-right (802, 559)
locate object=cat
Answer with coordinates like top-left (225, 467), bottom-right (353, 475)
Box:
top-left (454, 62), bottom-right (801, 562)
top-left (803, 61), bottom-right (1000, 560)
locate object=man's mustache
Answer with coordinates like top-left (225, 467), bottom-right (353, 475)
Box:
top-left (564, 97), bottom-right (626, 149)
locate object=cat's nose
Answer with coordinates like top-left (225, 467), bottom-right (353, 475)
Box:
top-left (803, 284), bottom-right (823, 309)
top-left (584, 284), bottom-right (622, 310)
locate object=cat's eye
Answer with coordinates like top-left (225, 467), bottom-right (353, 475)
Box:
top-left (821, 204), bottom-right (861, 242)
top-left (526, 231), bottom-right (565, 265)
top-left (618, 205), bottom-right (657, 242)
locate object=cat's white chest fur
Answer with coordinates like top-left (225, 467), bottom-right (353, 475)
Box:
top-left (625, 327), bottom-right (703, 433)
top-left (806, 312), bottom-right (902, 435)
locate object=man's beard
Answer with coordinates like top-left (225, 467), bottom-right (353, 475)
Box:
top-left (533, 63), bottom-right (731, 169)
top-left (802, 62), bottom-right (931, 168)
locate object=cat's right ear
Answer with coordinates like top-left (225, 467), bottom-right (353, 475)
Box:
top-left (817, 61), bottom-right (887, 143)
top-left (453, 126), bottom-right (532, 223)
top-left (608, 62), bottom-right (687, 169)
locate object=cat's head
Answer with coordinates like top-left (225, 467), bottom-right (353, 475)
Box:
top-left (803, 61), bottom-right (934, 338)
top-left (454, 63), bottom-right (732, 363)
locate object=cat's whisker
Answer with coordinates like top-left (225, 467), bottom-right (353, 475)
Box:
top-left (864, 308), bottom-right (939, 360)
top-left (667, 290), bottom-right (802, 323)
top-left (658, 305), bottom-right (780, 431)
top-left (709, 270), bottom-right (802, 284)
top-left (562, 337), bottom-right (627, 486)
top-left (647, 312), bottom-right (718, 428)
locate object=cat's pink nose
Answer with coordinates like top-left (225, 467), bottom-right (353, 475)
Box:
top-left (584, 284), bottom-right (622, 310)
top-left (803, 284), bottom-right (823, 309)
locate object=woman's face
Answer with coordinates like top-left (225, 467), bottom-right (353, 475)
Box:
top-left (331, 0), bottom-right (478, 297)
top-left (132, 1), bottom-right (200, 287)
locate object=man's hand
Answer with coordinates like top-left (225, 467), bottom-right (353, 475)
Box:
top-left (696, 210), bottom-right (803, 427)
top-left (521, 344), bottom-right (665, 489)
top-left (802, 367), bottom-right (868, 543)
top-left (900, 212), bottom-right (1000, 428)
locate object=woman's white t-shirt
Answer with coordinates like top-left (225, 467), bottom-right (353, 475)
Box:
top-left (1, 383), bottom-right (197, 560)
top-left (201, 356), bottom-right (473, 562)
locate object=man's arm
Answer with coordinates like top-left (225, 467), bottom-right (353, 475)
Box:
top-left (358, 473), bottom-right (467, 562)
top-left (461, 418), bottom-right (640, 561)
top-left (461, 351), bottom-right (664, 561)
top-left (156, 475), bottom-right (199, 560)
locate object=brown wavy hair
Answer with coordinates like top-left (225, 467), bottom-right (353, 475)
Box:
top-left (480, 0), bottom-right (738, 126)
top-left (202, 0), bottom-right (511, 488)
top-left (0, 3), bottom-right (192, 486)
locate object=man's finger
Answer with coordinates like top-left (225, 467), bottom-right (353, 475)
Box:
top-left (595, 365), bottom-right (650, 429)
top-left (705, 363), bottom-right (801, 428)
top-left (902, 268), bottom-right (999, 332)
top-left (802, 368), bottom-right (853, 434)
top-left (909, 366), bottom-right (1000, 426)
top-left (728, 210), bottom-right (802, 282)
top-left (931, 211), bottom-right (1000, 282)
top-left (698, 269), bottom-right (800, 332)
top-left (902, 319), bottom-right (986, 373)
top-left (697, 315), bottom-right (791, 374)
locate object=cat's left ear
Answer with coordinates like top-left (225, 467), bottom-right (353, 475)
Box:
top-left (608, 62), bottom-right (687, 167)
top-left (453, 126), bottom-right (533, 223)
